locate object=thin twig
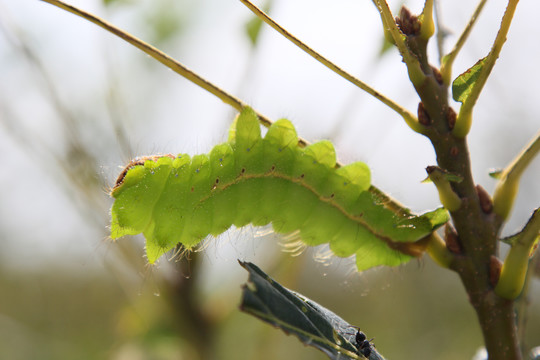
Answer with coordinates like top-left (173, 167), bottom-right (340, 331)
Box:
top-left (433, 0), bottom-right (451, 64)
top-left (238, 0), bottom-right (423, 134)
top-left (440, 0), bottom-right (488, 85)
top-left (453, 0), bottom-right (519, 137)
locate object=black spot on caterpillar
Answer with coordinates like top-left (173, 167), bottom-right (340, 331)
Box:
top-left (110, 107), bottom-right (448, 270)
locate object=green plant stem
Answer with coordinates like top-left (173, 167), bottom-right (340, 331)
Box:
top-left (239, 0), bottom-right (424, 134)
top-left (402, 0), bottom-right (522, 356)
top-left (495, 209), bottom-right (540, 299)
top-left (426, 232), bottom-right (454, 268)
top-left (453, 0), bottom-right (519, 138)
top-left (440, 0), bottom-right (487, 85)
top-left (426, 166), bottom-right (462, 212)
top-left (423, 62), bottom-right (522, 360)
top-left (493, 131), bottom-right (540, 220)
top-left (419, 0), bottom-right (435, 40)
top-left (428, 107), bottom-right (522, 360)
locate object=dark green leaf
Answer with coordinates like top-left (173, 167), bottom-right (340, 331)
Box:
top-left (239, 261), bottom-right (385, 360)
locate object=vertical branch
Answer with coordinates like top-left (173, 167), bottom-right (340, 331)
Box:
top-left (400, 0), bottom-right (523, 357)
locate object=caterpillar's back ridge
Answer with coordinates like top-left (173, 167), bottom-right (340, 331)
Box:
top-left (110, 108), bottom-right (448, 270)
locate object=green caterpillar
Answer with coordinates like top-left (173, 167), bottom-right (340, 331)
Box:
top-left (110, 107), bottom-right (448, 270)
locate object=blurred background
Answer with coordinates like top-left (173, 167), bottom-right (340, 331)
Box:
top-left (0, 0), bottom-right (539, 359)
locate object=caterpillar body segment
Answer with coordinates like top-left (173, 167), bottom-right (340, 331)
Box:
top-left (111, 107), bottom-right (448, 270)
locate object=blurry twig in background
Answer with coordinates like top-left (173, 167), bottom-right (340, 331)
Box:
top-left (433, 0), bottom-right (451, 63)
top-left (0, 8), bottom-right (153, 302)
top-left (239, 0), bottom-right (420, 133)
top-left (0, 15), bottom-right (103, 226)
top-left (0, 5), bottom-right (230, 359)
